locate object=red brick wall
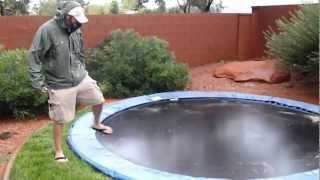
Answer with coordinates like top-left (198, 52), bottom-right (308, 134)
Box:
top-left (83, 14), bottom-right (240, 66)
top-left (0, 16), bottom-right (50, 49)
top-left (251, 5), bottom-right (300, 57)
top-left (0, 5), bottom-right (299, 66)
top-left (237, 14), bottom-right (252, 60)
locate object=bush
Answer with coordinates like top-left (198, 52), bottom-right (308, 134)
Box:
top-left (87, 29), bottom-right (189, 98)
top-left (264, 4), bottom-right (319, 80)
top-left (0, 49), bottom-right (47, 119)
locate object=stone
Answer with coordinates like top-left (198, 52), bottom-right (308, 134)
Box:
top-left (213, 60), bottom-right (290, 83)
top-left (0, 132), bottom-right (11, 140)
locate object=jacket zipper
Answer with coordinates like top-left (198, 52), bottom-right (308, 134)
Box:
top-left (68, 35), bottom-right (75, 86)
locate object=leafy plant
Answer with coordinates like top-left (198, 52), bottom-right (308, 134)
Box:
top-left (0, 49), bottom-right (47, 119)
top-left (264, 4), bottom-right (319, 80)
top-left (87, 29), bottom-right (189, 98)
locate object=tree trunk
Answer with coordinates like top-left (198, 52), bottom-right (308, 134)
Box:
top-left (187, 0), bottom-right (190, 13)
top-left (177, 0), bottom-right (188, 13)
top-left (204, 0), bottom-right (214, 13)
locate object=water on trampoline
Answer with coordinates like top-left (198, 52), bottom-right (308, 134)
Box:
top-left (96, 98), bottom-right (319, 179)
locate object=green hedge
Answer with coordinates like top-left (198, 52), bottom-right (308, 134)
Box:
top-left (0, 49), bottom-right (47, 119)
top-left (265, 5), bottom-right (319, 80)
top-left (87, 29), bottom-right (189, 98)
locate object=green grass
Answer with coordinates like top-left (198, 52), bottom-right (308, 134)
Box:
top-left (10, 109), bottom-right (109, 180)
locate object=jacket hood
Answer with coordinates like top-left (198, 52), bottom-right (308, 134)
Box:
top-left (55, 1), bottom-right (81, 29)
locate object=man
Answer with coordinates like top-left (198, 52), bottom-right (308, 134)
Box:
top-left (28, 1), bottom-right (113, 162)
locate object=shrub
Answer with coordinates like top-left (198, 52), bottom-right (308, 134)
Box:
top-left (264, 4), bottom-right (319, 80)
top-left (87, 29), bottom-right (189, 98)
top-left (0, 49), bottom-right (47, 119)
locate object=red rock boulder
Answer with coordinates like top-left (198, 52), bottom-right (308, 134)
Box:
top-left (213, 60), bottom-right (290, 83)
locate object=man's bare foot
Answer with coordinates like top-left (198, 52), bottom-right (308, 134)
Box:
top-left (54, 151), bottom-right (68, 162)
top-left (92, 124), bottom-right (113, 134)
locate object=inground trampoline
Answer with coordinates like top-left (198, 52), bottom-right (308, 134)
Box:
top-left (68, 91), bottom-right (319, 180)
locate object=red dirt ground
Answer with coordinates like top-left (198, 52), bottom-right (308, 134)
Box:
top-left (188, 62), bottom-right (318, 104)
top-left (0, 63), bottom-right (318, 178)
top-left (0, 116), bottom-right (48, 178)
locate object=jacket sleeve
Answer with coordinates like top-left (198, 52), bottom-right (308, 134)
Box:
top-left (28, 27), bottom-right (51, 90)
top-left (79, 31), bottom-right (86, 65)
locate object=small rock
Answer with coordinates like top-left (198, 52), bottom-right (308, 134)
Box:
top-left (213, 60), bottom-right (290, 83)
top-left (0, 131), bottom-right (12, 140)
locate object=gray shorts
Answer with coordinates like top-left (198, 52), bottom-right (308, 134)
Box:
top-left (48, 75), bottom-right (105, 124)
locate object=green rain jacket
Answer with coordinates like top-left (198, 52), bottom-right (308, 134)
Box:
top-left (28, 1), bottom-right (87, 90)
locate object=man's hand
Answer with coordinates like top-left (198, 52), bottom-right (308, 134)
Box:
top-left (41, 87), bottom-right (48, 93)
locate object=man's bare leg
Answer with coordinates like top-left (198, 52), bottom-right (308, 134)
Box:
top-left (92, 103), bottom-right (113, 134)
top-left (53, 122), bottom-right (67, 161)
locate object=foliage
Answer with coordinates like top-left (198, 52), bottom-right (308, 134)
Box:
top-left (110, 0), bottom-right (119, 14)
top-left (192, 0), bottom-right (224, 13)
top-left (35, 0), bottom-right (56, 16)
top-left (265, 5), bottom-right (319, 80)
top-left (121, 0), bottom-right (138, 10)
top-left (168, 7), bottom-right (181, 13)
top-left (136, 0), bottom-right (148, 9)
top-left (120, 0), bottom-right (224, 13)
top-left (85, 4), bottom-right (110, 15)
top-left (122, 0), bottom-right (165, 11)
top-left (155, 0), bottom-right (166, 12)
top-left (208, 0), bottom-right (224, 13)
top-left (0, 49), bottom-right (47, 119)
top-left (34, 0), bottom-right (90, 16)
top-left (57, 0), bottom-right (89, 6)
top-left (3, 0), bottom-right (30, 15)
top-left (177, 0), bottom-right (224, 13)
top-left (137, 7), bottom-right (154, 14)
top-left (121, 0), bottom-right (147, 10)
top-left (87, 29), bottom-right (189, 98)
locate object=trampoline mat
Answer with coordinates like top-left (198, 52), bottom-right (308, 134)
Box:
top-left (97, 98), bottom-right (319, 179)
